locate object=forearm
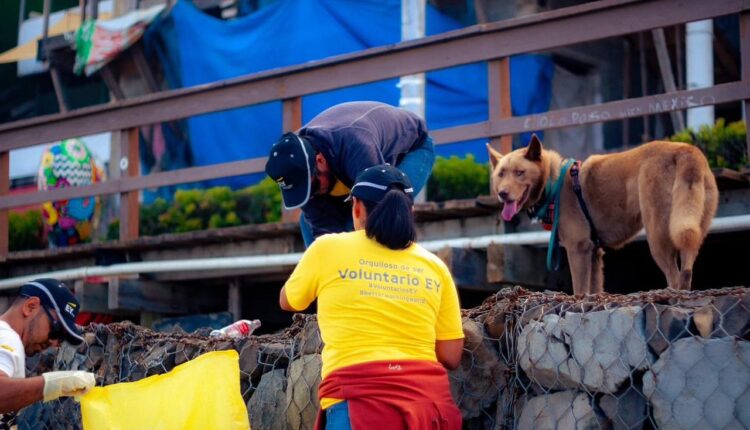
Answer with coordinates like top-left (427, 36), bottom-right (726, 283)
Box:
top-left (0, 375), bottom-right (44, 414)
top-left (435, 338), bottom-right (465, 370)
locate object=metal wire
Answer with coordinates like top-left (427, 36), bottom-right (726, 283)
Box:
top-left (17, 287), bottom-right (750, 429)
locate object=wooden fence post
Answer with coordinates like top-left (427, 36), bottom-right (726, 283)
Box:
top-left (281, 97), bottom-right (303, 223)
top-left (228, 278), bottom-right (241, 321)
top-left (740, 12), bottom-right (750, 162)
top-left (0, 152), bottom-right (8, 260)
top-left (119, 127), bottom-right (140, 241)
top-left (488, 58), bottom-right (513, 154)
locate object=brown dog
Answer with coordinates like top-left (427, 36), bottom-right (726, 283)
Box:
top-left (488, 135), bottom-right (718, 295)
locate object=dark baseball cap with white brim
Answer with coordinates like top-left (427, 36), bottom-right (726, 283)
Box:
top-left (346, 164), bottom-right (414, 203)
top-left (19, 278), bottom-right (84, 345)
top-left (265, 132), bottom-right (316, 209)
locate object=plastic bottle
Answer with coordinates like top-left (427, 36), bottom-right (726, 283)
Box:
top-left (210, 319), bottom-right (261, 338)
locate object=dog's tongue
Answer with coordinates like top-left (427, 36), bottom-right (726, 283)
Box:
top-left (501, 200), bottom-right (519, 221)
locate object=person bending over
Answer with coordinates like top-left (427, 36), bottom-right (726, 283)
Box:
top-left (265, 101), bottom-right (436, 247)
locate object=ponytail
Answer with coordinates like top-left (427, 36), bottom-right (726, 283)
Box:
top-left (362, 189), bottom-right (416, 250)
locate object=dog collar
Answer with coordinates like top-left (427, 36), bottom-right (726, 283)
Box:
top-left (528, 158), bottom-right (574, 222)
top-left (528, 158), bottom-right (575, 272)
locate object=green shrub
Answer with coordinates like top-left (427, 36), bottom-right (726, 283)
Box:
top-left (235, 176), bottom-right (282, 224)
top-left (10, 210), bottom-right (44, 251)
top-left (670, 119), bottom-right (748, 170)
top-left (107, 219), bottom-right (119, 241)
top-left (108, 177), bottom-right (283, 239)
top-left (427, 154), bottom-right (490, 202)
top-left (139, 198), bottom-right (170, 237)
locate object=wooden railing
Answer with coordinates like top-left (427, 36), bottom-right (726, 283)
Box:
top-left (0, 0), bottom-right (748, 258)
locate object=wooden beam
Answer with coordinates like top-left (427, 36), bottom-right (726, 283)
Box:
top-left (714, 28), bottom-right (740, 82)
top-left (474, 0), bottom-right (487, 24)
top-left (281, 97), bottom-right (303, 224)
top-left (741, 12), bottom-right (750, 161)
top-left (0, 81), bottom-right (746, 213)
top-left (100, 65), bottom-right (125, 101)
top-left (79, 0), bottom-right (86, 22)
top-left (712, 167), bottom-right (750, 190)
top-left (0, 152), bottom-right (7, 260)
top-left (119, 128), bottom-right (140, 241)
top-left (488, 58), bottom-right (513, 154)
top-left (1, 0), bottom-right (746, 150)
top-left (282, 97), bottom-right (302, 132)
top-left (91, 0), bottom-right (99, 20)
top-left (431, 82), bottom-right (749, 144)
top-left (622, 37), bottom-right (632, 146)
top-left (49, 67), bottom-right (68, 113)
top-left (651, 28), bottom-right (685, 132)
top-left (41, 0), bottom-right (51, 49)
top-left (228, 279), bottom-right (241, 320)
top-left (675, 25), bottom-right (684, 90)
top-left (107, 277), bottom-right (121, 310)
top-left (131, 44), bottom-right (160, 93)
top-left (638, 31), bottom-right (651, 141)
top-left (0, 156), bottom-right (267, 210)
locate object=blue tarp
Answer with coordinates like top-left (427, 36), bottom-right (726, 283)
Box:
top-left (145, 0), bottom-right (554, 190)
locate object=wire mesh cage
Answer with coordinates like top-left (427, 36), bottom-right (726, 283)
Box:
top-left (18, 287), bottom-right (750, 430)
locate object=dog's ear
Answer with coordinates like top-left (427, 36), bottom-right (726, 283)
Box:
top-left (487, 143), bottom-right (503, 169)
top-left (524, 134), bottom-right (543, 161)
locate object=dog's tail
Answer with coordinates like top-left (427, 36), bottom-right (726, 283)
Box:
top-left (669, 147), bottom-right (713, 251)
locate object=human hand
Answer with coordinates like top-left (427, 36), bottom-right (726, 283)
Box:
top-left (42, 371), bottom-right (96, 402)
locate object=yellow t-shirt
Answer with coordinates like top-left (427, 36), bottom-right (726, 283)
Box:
top-left (283, 230), bottom-right (464, 408)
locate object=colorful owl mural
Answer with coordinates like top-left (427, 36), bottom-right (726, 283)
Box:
top-left (38, 138), bottom-right (106, 247)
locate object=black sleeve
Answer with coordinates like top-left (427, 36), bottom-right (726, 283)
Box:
top-left (303, 196), bottom-right (352, 238)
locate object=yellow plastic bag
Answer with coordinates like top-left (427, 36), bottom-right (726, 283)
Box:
top-left (81, 350), bottom-right (250, 430)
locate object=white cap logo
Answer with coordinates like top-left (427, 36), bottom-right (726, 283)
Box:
top-left (276, 177), bottom-right (293, 190)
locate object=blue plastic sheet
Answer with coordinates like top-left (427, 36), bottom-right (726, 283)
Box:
top-left (145, 0), bottom-right (554, 189)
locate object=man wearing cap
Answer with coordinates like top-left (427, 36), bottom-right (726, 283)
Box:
top-left (265, 101), bottom-right (435, 246)
top-left (0, 279), bottom-right (95, 428)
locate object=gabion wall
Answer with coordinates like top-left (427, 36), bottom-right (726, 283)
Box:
top-left (19, 286), bottom-right (750, 430)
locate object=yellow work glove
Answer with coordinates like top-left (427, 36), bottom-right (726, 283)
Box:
top-left (42, 371), bottom-right (96, 402)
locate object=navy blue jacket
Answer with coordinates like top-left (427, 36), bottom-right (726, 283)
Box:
top-left (298, 101), bottom-right (428, 238)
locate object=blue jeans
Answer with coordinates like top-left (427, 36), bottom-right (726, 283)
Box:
top-left (299, 215), bottom-right (316, 249)
top-left (299, 214), bottom-right (353, 248)
top-left (300, 136), bottom-right (435, 248)
top-left (396, 135), bottom-right (435, 198)
top-left (325, 401), bottom-right (352, 430)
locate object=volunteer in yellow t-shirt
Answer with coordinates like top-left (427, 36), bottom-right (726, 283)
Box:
top-left (280, 164), bottom-right (464, 430)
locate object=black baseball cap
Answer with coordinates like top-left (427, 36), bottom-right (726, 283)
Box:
top-left (19, 279), bottom-right (84, 345)
top-left (265, 132), bottom-right (315, 209)
top-left (347, 164), bottom-right (414, 203)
